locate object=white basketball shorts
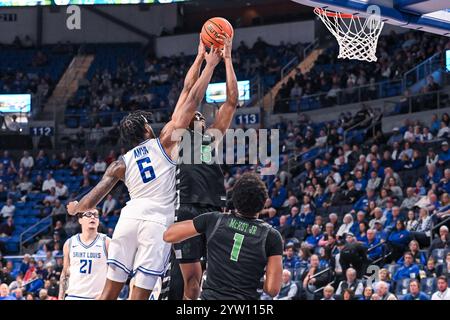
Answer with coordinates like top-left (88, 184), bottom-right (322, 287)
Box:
top-left (106, 216), bottom-right (171, 291)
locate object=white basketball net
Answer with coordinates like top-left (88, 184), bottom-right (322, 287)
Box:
top-left (314, 7), bottom-right (384, 62)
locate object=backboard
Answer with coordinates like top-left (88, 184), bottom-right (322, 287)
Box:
top-left (292, 0), bottom-right (450, 36)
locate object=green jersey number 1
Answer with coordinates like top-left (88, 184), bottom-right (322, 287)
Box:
top-left (230, 233), bottom-right (245, 262)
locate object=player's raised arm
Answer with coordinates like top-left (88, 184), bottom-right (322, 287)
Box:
top-left (209, 34), bottom-right (238, 136)
top-left (66, 160), bottom-right (125, 215)
top-left (159, 47), bottom-right (221, 153)
top-left (58, 240), bottom-right (71, 300)
top-left (172, 35), bottom-right (205, 114)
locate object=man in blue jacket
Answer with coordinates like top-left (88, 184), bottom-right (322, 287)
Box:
top-left (402, 279), bottom-right (430, 300)
top-left (353, 188), bottom-right (376, 212)
top-left (364, 229), bottom-right (383, 262)
top-left (283, 246), bottom-right (301, 270)
top-left (393, 252), bottom-right (420, 281)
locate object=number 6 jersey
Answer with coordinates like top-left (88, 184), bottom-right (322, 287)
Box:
top-left (121, 138), bottom-right (176, 225)
top-left (66, 233), bottom-right (109, 300)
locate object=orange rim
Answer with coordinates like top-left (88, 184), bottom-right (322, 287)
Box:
top-left (314, 7), bottom-right (356, 19)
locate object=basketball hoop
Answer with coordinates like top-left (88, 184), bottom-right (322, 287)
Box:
top-left (314, 7), bottom-right (384, 62)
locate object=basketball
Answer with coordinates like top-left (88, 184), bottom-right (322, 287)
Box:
top-left (201, 17), bottom-right (234, 49)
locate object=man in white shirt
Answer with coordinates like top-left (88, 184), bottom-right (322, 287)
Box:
top-left (19, 151), bottom-right (34, 170)
top-left (102, 194), bottom-right (117, 216)
top-left (42, 173), bottom-right (56, 193)
top-left (55, 181), bottom-right (68, 199)
top-left (431, 276), bottom-right (450, 300)
top-left (273, 270), bottom-right (298, 300)
top-left (94, 157), bottom-right (107, 174)
top-left (1, 199), bottom-right (15, 219)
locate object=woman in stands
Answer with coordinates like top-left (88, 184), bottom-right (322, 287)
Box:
top-left (387, 220), bottom-right (411, 262)
top-left (397, 240), bottom-right (426, 267)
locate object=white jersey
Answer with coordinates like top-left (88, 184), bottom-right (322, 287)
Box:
top-left (121, 138), bottom-right (176, 225)
top-left (66, 233), bottom-right (109, 300)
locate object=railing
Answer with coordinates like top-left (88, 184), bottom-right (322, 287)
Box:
top-left (273, 78), bottom-right (404, 114)
top-left (403, 52), bottom-right (443, 89)
top-left (286, 143), bottom-right (330, 175)
top-left (19, 215), bottom-right (53, 254)
top-left (343, 109), bottom-right (382, 145)
top-left (304, 266), bottom-right (332, 296)
top-left (382, 90), bottom-right (448, 116)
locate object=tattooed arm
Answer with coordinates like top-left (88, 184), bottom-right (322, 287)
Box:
top-left (58, 240), bottom-right (71, 300)
top-left (66, 159), bottom-right (125, 215)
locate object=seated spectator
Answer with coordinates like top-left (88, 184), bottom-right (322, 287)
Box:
top-left (337, 214), bottom-right (354, 239)
top-left (94, 156), bottom-right (107, 174)
top-left (0, 199), bottom-right (15, 221)
top-left (102, 194), bottom-right (117, 216)
top-left (388, 220), bottom-right (411, 262)
top-left (53, 221), bottom-right (68, 243)
top-left (385, 206), bottom-right (403, 233)
top-left (438, 141), bottom-right (450, 166)
top-left (431, 276), bottom-right (450, 300)
top-left (301, 254), bottom-right (330, 300)
top-left (393, 251), bottom-right (420, 281)
top-left (405, 210), bottom-right (418, 231)
top-left (336, 267), bottom-right (364, 297)
top-left (55, 181), bottom-right (68, 200)
top-left (402, 279), bottom-right (429, 300)
top-left (369, 207), bottom-right (386, 229)
top-left (282, 246), bottom-right (300, 270)
top-left (42, 173), bottom-right (56, 193)
top-left (437, 252), bottom-right (450, 278)
top-left (273, 270), bottom-right (297, 300)
top-left (401, 188), bottom-right (420, 210)
top-left (43, 188), bottom-right (57, 205)
top-left (0, 283), bottom-right (15, 300)
top-left (427, 226), bottom-right (450, 257)
top-left (364, 229), bottom-right (383, 262)
top-left (305, 224), bottom-right (322, 249)
top-left (360, 286), bottom-right (374, 300)
top-left (410, 208), bottom-right (432, 247)
top-left (19, 151), bottom-right (34, 170)
top-left (353, 188), bottom-right (376, 212)
top-left (0, 217), bottom-right (15, 237)
top-left (321, 285), bottom-right (335, 300)
top-left (437, 122), bottom-right (450, 139)
top-left (375, 281), bottom-right (397, 300)
top-left (423, 258), bottom-right (438, 278)
top-left (397, 240), bottom-right (426, 266)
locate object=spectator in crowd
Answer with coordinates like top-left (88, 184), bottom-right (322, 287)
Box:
top-left (283, 245), bottom-right (300, 270)
top-left (423, 257), bottom-right (438, 278)
top-left (428, 226), bottom-right (450, 256)
top-left (437, 252), bottom-right (450, 278)
top-left (431, 276), bottom-right (450, 300)
top-left (410, 208), bottom-right (432, 247)
top-left (102, 194), bottom-right (117, 217)
top-left (397, 240), bottom-right (426, 266)
top-left (376, 281), bottom-right (397, 300)
top-left (42, 173), bottom-right (56, 193)
top-left (360, 286), bottom-right (374, 301)
top-left (0, 199), bottom-right (15, 221)
top-left (19, 151), bottom-right (34, 170)
top-left (301, 254), bottom-right (330, 300)
top-left (393, 251), bottom-right (421, 281)
top-left (321, 285), bottom-right (335, 300)
top-left (0, 217), bottom-right (15, 237)
top-left (273, 270), bottom-right (298, 300)
top-left (94, 156), bottom-right (107, 174)
top-left (55, 181), bottom-right (68, 200)
top-left (402, 279), bottom-right (429, 300)
top-left (387, 220), bottom-right (411, 261)
top-left (0, 283), bottom-right (15, 300)
top-left (335, 267), bottom-right (364, 297)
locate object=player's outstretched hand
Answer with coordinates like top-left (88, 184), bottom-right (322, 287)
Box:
top-left (204, 45), bottom-right (221, 67)
top-left (217, 34), bottom-right (232, 60)
top-left (197, 34), bottom-right (206, 59)
top-left (67, 201), bottom-right (79, 215)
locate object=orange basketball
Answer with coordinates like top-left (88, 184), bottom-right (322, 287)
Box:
top-left (201, 17), bottom-right (234, 49)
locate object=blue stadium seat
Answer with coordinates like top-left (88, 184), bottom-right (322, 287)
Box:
top-left (395, 278), bottom-right (412, 296)
top-left (420, 277), bottom-right (437, 296)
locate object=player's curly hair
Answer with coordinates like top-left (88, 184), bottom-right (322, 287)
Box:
top-left (119, 110), bottom-right (155, 146)
top-left (232, 172), bottom-right (268, 218)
